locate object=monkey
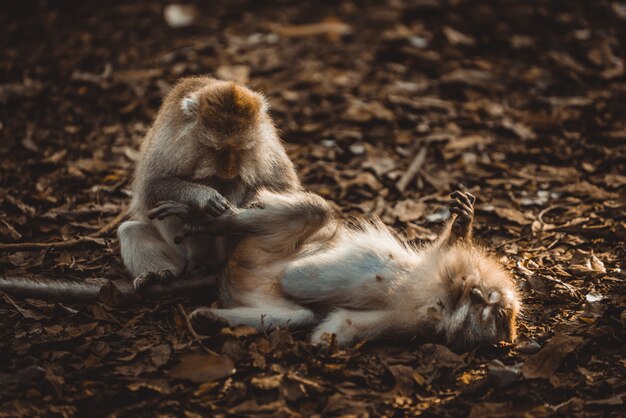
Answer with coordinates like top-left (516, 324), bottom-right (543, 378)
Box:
top-left (117, 76), bottom-right (300, 290)
top-left (149, 190), bottom-right (521, 350)
top-left (0, 77), bottom-right (301, 301)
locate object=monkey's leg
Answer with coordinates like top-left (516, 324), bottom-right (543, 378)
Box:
top-left (152, 191), bottom-right (335, 251)
top-left (118, 220), bottom-right (186, 289)
top-left (190, 304), bottom-right (316, 333)
top-left (234, 191), bottom-right (334, 249)
top-left (310, 309), bottom-right (393, 347)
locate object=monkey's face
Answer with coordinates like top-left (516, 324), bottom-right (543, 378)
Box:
top-left (191, 123), bottom-right (258, 180)
top-left (215, 146), bottom-right (246, 180)
top-left (438, 247), bottom-right (520, 350)
top-left (180, 80), bottom-right (265, 179)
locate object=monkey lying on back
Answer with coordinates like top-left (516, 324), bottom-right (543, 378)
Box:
top-left (151, 190), bottom-right (521, 349)
top-left (118, 76), bottom-right (300, 290)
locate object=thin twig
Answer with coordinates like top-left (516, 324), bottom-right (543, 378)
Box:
top-left (494, 233), bottom-right (531, 250)
top-left (537, 203), bottom-right (570, 226)
top-left (0, 206), bottom-right (127, 252)
top-left (396, 146), bottom-right (427, 192)
top-left (95, 206), bottom-right (128, 235)
top-left (175, 303), bottom-right (219, 356)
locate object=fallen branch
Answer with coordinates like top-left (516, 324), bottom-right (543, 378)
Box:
top-left (176, 303), bottom-right (219, 356)
top-left (0, 206), bottom-right (127, 252)
top-left (396, 146), bottom-right (427, 192)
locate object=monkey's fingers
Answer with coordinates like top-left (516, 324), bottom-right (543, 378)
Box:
top-left (155, 207), bottom-right (190, 220)
top-left (450, 206), bottom-right (472, 223)
top-left (450, 191), bottom-right (475, 209)
top-left (174, 223), bottom-right (208, 244)
top-left (449, 199), bottom-right (474, 218)
top-left (205, 201), bottom-right (228, 217)
top-left (149, 201), bottom-right (192, 220)
top-left (205, 195), bottom-right (231, 217)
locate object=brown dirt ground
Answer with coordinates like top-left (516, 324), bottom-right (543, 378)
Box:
top-left (1, 0), bottom-right (625, 416)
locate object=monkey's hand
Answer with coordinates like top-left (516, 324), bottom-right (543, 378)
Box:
top-left (198, 189), bottom-right (232, 217)
top-left (449, 190), bottom-right (476, 240)
top-left (149, 200), bottom-right (198, 221)
top-left (149, 201), bottom-right (214, 243)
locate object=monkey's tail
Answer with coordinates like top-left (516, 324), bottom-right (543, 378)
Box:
top-left (0, 276), bottom-right (215, 303)
top-left (0, 277), bottom-right (106, 302)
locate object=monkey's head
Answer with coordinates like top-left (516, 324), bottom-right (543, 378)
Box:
top-left (181, 80), bottom-right (269, 179)
top-left (436, 245), bottom-right (521, 350)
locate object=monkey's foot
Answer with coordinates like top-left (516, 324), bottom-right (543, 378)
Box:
top-left (310, 310), bottom-right (357, 347)
top-left (189, 307), bottom-right (229, 335)
top-left (449, 190), bottom-right (476, 240)
top-left (132, 269), bottom-right (175, 291)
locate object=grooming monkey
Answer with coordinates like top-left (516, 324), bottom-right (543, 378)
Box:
top-left (118, 76), bottom-right (300, 289)
top-left (0, 77), bottom-right (300, 300)
top-left (151, 190), bottom-right (521, 349)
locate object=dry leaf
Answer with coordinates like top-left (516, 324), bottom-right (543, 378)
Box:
top-left (522, 334), bottom-right (584, 379)
top-left (169, 353), bottom-right (235, 383)
top-left (494, 207), bottom-right (532, 225)
top-left (271, 20), bottom-right (352, 38)
top-left (389, 199), bottom-right (425, 222)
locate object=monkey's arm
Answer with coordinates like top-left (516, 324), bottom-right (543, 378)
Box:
top-left (144, 177), bottom-right (231, 216)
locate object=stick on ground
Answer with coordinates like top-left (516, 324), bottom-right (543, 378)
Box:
top-left (396, 147), bottom-right (427, 192)
top-left (0, 206), bottom-right (128, 252)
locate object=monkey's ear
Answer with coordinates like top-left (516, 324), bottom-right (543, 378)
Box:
top-left (181, 94), bottom-right (199, 116)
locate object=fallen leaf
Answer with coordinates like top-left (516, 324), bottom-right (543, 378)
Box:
top-left (443, 26), bottom-right (476, 46)
top-left (343, 98), bottom-right (394, 122)
top-left (250, 374), bottom-right (282, 390)
top-left (389, 199), bottom-right (425, 222)
top-left (559, 181), bottom-right (616, 200)
top-left (216, 65), bottom-right (250, 84)
top-left (270, 19), bottom-right (352, 39)
top-left (169, 352), bottom-right (235, 383)
top-left (0, 292), bottom-right (45, 320)
top-left (487, 360), bottom-right (521, 389)
top-left (127, 379), bottom-right (172, 394)
top-left (494, 207), bottom-right (532, 226)
top-left (522, 334), bottom-right (584, 379)
top-left (220, 325), bottom-right (261, 338)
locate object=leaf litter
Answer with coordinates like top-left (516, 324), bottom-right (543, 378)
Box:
top-left (0, 0), bottom-right (625, 416)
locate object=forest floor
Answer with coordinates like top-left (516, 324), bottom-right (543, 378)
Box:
top-left (1, 0), bottom-right (625, 416)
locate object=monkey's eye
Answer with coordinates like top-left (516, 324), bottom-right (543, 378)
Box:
top-left (470, 287), bottom-right (485, 304)
top-left (488, 291), bottom-right (501, 304)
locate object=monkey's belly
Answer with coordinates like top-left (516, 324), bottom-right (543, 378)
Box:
top-left (280, 247), bottom-right (395, 308)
